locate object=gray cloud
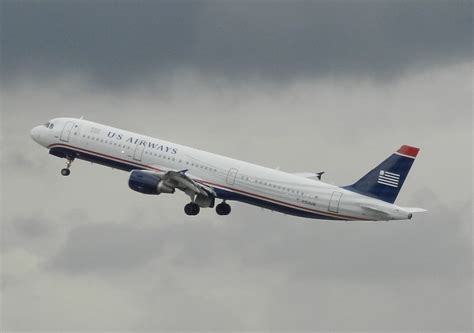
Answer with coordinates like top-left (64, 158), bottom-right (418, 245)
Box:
top-left (1, 0), bottom-right (472, 87)
top-left (49, 223), bottom-right (164, 273)
top-left (0, 11), bottom-right (471, 330)
top-left (48, 191), bottom-right (470, 282)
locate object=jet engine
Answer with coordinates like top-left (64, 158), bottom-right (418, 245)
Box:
top-left (128, 170), bottom-right (175, 195)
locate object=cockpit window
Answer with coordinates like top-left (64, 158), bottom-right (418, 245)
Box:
top-left (44, 122), bottom-right (50, 127)
top-left (49, 123), bottom-right (54, 129)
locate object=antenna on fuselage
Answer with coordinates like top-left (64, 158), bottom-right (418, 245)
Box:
top-left (79, 115), bottom-right (84, 120)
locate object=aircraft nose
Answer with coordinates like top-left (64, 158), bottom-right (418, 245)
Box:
top-left (30, 126), bottom-right (42, 143)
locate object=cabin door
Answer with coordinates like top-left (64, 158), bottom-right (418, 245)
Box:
top-left (328, 191), bottom-right (343, 213)
top-left (60, 122), bottom-right (75, 142)
top-left (226, 168), bottom-right (238, 185)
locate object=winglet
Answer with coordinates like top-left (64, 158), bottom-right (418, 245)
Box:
top-left (179, 169), bottom-right (188, 175)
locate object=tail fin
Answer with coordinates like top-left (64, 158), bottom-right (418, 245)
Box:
top-left (344, 145), bottom-right (420, 203)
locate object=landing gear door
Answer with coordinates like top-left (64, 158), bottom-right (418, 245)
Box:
top-left (226, 168), bottom-right (238, 185)
top-left (328, 191), bottom-right (343, 213)
top-left (60, 122), bottom-right (75, 142)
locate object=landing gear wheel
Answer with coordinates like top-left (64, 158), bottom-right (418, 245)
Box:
top-left (216, 202), bottom-right (231, 215)
top-left (184, 202), bottom-right (200, 216)
top-left (61, 157), bottom-right (74, 176)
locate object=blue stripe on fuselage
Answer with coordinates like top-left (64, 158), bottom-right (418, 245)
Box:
top-left (50, 146), bottom-right (142, 172)
top-left (211, 186), bottom-right (342, 220)
top-left (49, 145), bottom-right (346, 220)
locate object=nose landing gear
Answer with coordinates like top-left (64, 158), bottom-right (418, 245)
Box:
top-left (61, 157), bottom-right (74, 176)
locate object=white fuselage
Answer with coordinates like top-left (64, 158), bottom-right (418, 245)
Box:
top-left (31, 118), bottom-right (413, 221)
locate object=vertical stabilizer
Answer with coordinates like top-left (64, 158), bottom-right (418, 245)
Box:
top-left (344, 145), bottom-right (420, 203)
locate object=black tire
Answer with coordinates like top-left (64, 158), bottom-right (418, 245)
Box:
top-left (216, 202), bottom-right (231, 215)
top-left (184, 203), bottom-right (200, 216)
top-left (61, 168), bottom-right (70, 176)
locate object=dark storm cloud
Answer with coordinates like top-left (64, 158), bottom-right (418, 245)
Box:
top-left (1, 0), bottom-right (472, 85)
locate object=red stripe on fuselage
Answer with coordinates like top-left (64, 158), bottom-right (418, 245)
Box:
top-left (48, 143), bottom-right (367, 221)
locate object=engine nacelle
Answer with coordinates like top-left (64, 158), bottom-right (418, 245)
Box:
top-left (128, 170), bottom-right (175, 195)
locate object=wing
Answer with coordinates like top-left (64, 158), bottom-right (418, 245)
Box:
top-left (128, 168), bottom-right (216, 206)
top-left (158, 169), bottom-right (216, 199)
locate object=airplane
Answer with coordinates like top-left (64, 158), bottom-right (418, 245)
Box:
top-left (30, 118), bottom-right (426, 221)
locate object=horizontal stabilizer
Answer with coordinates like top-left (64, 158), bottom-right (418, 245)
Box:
top-left (401, 207), bottom-right (427, 213)
top-left (292, 172), bottom-right (324, 180)
top-left (360, 205), bottom-right (390, 216)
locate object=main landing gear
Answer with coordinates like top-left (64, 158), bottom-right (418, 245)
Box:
top-left (184, 202), bottom-right (200, 216)
top-left (216, 201), bottom-right (231, 216)
top-left (61, 157), bottom-right (74, 176)
top-left (184, 201), bottom-right (231, 216)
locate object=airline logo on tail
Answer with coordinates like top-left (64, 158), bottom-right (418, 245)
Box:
top-left (377, 170), bottom-right (400, 188)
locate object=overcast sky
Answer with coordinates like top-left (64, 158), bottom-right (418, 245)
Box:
top-left (1, 1), bottom-right (472, 332)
